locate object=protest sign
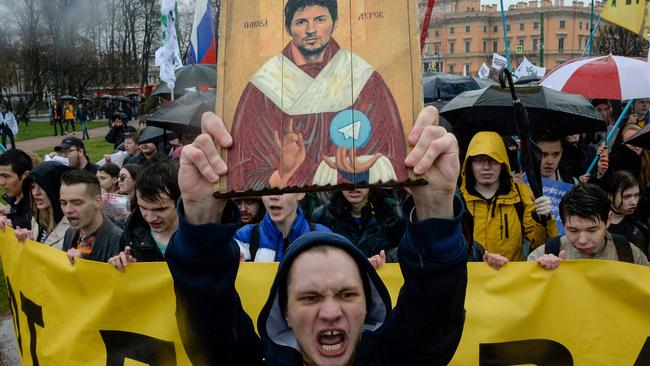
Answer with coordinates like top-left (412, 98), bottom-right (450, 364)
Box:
top-left (491, 53), bottom-right (507, 70)
top-left (477, 62), bottom-right (490, 79)
top-left (215, 0), bottom-right (422, 195)
top-left (2, 231), bottom-right (650, 365)
top-left (524, 176), bottom-right (573, 234)
top-left (540, 177), bottom-right (573, 235)
top-left (101, 193), bottom-right (131, 226)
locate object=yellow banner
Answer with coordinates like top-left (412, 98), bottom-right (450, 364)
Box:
top-left (600, 0), bottom-right (650, 36)
top-left (1, 230), bottom-right (650, 365)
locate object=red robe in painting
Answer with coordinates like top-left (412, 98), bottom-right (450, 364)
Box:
top-left (227, 40), bottom-right (408, 192)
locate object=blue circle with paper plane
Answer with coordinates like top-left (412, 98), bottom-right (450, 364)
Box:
top-left (329, 109), bottom-right (372, 149)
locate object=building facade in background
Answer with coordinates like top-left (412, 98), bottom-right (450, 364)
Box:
top-left (419, 0), bottom-right (605, 76)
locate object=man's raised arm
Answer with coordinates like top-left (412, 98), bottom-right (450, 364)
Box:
top-left (165, 113), bottom-right (263, 365)
top-left (382, 107), bottom-right (468, 365)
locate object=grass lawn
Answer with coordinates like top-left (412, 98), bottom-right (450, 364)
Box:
top-left (34, 135), bottom-right (115, 163)
top-left (15, 119), bottom-right (108, 142)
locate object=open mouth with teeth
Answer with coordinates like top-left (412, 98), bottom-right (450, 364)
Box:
top-left (317, 329), bottom-right (347, 356)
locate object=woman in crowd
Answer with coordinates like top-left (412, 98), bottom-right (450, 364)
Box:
top-left (117, 164), bottom-right (139, 200)
top-left (97, 163), bottom-right (120, 194)
top-left (13, 162), bottom-right (70, 249)
top-left (607, 171), bottom-right (649, 256)
top-left (609, 124), bottom-right (650, 188)
top-left (311, 188), bottom-right (406, 262)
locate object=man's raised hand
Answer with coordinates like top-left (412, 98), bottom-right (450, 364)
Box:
top-left (108, 246), bottom-right (137, 272)
top-left (405, 106), bottom-right (459, 220)
top-left (179, 112), bottom-right (233, 225)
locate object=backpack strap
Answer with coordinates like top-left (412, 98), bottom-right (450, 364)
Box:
top-left (544, 236), bottom-right (562, 256)
top-left (611, 234), bottom-right (634, 263)
top-left (247, 224), bottom-right (260, 262)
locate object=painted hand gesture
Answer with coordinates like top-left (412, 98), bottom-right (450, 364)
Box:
top-left (270, 119), bottom-right (306, 188)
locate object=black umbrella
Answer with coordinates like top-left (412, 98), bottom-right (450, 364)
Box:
top-left (440, 84), bottom-right (606, 136)
top-left (82, 97), bottom-right (92, 102)
top-left (514, 75), bottom-right (542, 86)
top-left (473, 77), bottom-right (499, 88)
top-left (624, 124), bottom-right (650, 149)
top-left (59, 95), bottom-right (78, 101)
top-left (152, 64), bottom-right (217, 97)
top-left (100, 94), bottom-right (113, 99)
top-left (112, 96), bottom-right (132, 103)
top-left (147, 91), bottom-right (215, 133)
top-left (138, 126), bottom-right (177, 146)
top-left (423, 73), bottom-right (480, 102)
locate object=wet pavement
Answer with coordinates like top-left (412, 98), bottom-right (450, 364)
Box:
top-left (0, 312), bottom-right (19, 365)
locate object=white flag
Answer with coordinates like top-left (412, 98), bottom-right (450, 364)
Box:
top-left (514, 57), bottom-right (546, 78)
top-left (491, 53), bottom-right (507, 70)
top-left (155, 0), bottom-right (183, 91)
top-left (477, 63), bottom-right (490, 79)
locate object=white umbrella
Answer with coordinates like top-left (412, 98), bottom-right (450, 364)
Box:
top-left (540, 54), bottom-right (650, 100)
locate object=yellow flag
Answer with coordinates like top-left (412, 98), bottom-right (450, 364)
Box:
top-left (601, 0), bottom-right (650, 36)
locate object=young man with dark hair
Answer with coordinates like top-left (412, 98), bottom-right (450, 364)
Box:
top-left (528, 183), bottom-right (648, 268)
top-left (166, 109), bottom-right (467, 366)
top-left (121, 132), bottom-right (146, 166)
top-left (60, 170), bottom-right (122, 264)
top-left (54, 136), bottom-right (99, 174)
top-left (0, 149), bottom-right (33, 228)
top-left (109, 162), bottom-right (180, 271)
top-left (534, 132), bottom-right (570, 183)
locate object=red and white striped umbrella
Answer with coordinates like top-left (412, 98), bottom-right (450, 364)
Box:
top-left (540, 54), bottom-right (650, 101)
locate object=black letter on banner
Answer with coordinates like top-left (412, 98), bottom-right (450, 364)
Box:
top-left (20, 292), bottom-right (44, 366)
top-left (480, 339), bottom-right (573, 366)
top-left (635, 337), bottom-right (650, 366)
top-left (100, 330), bottom-right (176, 366)
top-left (5, 277), bottom-right (22, 356)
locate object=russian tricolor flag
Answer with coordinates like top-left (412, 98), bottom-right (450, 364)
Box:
top-left (187, 0), bottom-right (216, 65)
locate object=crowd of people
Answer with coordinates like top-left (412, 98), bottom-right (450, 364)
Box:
top-left (0, 1), bottom-right (649, 362)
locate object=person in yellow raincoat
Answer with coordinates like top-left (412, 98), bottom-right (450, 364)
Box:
top-left (64, 101), bottom-right (75, 133)
top-left (460, 131), bottom-right (558, 261)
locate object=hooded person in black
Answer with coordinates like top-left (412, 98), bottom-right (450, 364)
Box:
top-left (19, 161), bottom-right (71, 248)
top-left (166, 108), bottom-right (467, 366)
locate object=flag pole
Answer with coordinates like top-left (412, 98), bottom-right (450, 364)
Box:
top-left (420, 0), bottom-right (436, 52)
top-left (582, 15), bottom-right (601, 57)
top-left (586, 99), bottom-right (634, 174)
top-left (589, 0), bottom-right (595, 56)
top-left (499, 0), bottom-right (510, 69)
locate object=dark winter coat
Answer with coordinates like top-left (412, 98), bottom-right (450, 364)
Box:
top-left (166, 197), bottom-right (468, 366)
top-left (62, 215), bottom-right (122, 262)
top-left (119, 208), bottom-right (166, 262)
top-left (105, 124), bottom-right (137, 150)
top-left (311, 189), bottom-right (406, 261)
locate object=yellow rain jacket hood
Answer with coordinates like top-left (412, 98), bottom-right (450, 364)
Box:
top-left (460, 132), bottom-right (557, 261)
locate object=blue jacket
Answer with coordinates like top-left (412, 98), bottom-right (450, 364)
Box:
top-left (166, 197), bottom-right (468, 365)
top-left (234, 209), bottom-right (331, 261)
